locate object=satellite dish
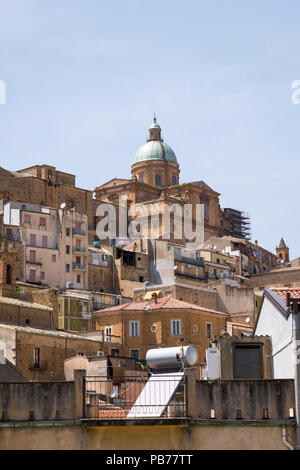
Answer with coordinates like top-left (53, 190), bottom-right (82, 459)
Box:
top-left (245, 317), bottom-right (251, 324)
top-left (60, 202), bottom-right (66, 209)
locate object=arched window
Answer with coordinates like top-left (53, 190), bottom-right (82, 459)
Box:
top-left (139, 175), bottom-right (144, 182)
top-left (172, 175), bottom-right (177, 185)
top-left (155, 174), bottom-right (162, 186)
top-left (6, 264), bottom-right (12, 285)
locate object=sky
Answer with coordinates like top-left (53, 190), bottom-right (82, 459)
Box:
top-left (0, 0), bottom-right (299, 258)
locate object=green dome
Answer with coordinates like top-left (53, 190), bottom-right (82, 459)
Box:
top-left (134, 140), bottom-right (177, 163)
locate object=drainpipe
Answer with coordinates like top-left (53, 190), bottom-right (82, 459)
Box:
top-left (282, 425), bottom-right (294, 450)
top-left (289, 293), bottom-right (300, 450)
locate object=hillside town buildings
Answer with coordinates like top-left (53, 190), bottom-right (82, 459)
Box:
top-left (0, 117), bottom-right (299, 450)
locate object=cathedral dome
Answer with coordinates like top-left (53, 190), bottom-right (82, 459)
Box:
top-left (134, 117), bottom-right (177, 164)
top-left (134, 140), bottom-right (177, 163)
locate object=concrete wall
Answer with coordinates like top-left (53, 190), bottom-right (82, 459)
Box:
top-left (0, 370), bottom-right (85, 422)
top-left (0, 421), bottom-right (295, 450)
top-left (193, 379), bottom-right (294, 421)
top-left (0, 382), bottom-right (75, 421)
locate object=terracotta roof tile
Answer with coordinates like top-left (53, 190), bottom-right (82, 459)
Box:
top-left (94, 296), bottom-right (228, 316)
top-left (271, 287), bottom-right (300, 304)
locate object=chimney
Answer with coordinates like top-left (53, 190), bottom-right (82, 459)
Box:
top-left (151, 292), bottom-right (158, 304)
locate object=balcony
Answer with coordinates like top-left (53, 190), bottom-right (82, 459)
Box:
top-left (174, 255), bottom-right (205, 267)
top-left (81, 312), bottom-right (92, 320)
top-left (73, 246), bottom-right (86, 253)
top-left (72, 228), bottom-right (86, 237)
top-left (73, 262), bottom-right (87, 271)
top-left (26, 258), bottom-right (43, 266)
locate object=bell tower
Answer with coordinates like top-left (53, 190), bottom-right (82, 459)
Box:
top-left (276, 237), bottom-right (290, 264)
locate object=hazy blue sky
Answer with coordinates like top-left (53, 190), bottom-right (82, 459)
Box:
top-left (0, 1), bottom-right (299, 257)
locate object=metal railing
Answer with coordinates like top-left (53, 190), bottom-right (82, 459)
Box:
top-left (84, 375), bottom-right (186, 419)
top-left (72, 228), bottom-right (86, 236)
top-left (72, 262), bottom-right (87, 270)
top-left (73, 246), bottom-right (86, 253)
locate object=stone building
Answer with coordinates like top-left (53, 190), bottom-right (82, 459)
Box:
top-left (93, 296), bottom-right (228, 366)
top-left (0, 322), bottom-right (103, 381)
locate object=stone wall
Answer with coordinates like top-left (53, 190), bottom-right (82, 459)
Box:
top-left (250, 267), bottom-right (300, 288)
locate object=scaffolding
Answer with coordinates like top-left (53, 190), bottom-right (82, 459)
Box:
top-left (223, 208), bottom-right (251, 241)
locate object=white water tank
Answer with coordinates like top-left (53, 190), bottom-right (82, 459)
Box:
top-left (146, 346), bottom-right (198, 371)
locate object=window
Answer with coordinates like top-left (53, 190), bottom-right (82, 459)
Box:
top-left (42, 236), bottom-right (48, 248)
top-left (139, 276), bottom-right (144, 283)
top-left (34, 348), bottom-right (40, 368)
top-left (181, 265), bottom-right (185, 273)
top-left (155, 174), bottom-right (162, 186)
top-left (105, 327), bottom-right (113, 343)
top-left (52, 254), bottom-right (56, 263)
top-left (77, 274), bottom-right (81, 283)
top-left (66, 245), bottom-right (70, 254)
top-left (26, 319), bottom-right (31, 326)
top-left (130, 321), bottom-right (139, 337)
top-left (39, 217), bottom-right (46, 227)
top-left (30, 234), bottom-right (36, 246)
top-left (76, 256), bottom-right (81, 265)
top-left (41, 272), bottom-right (45, 281)
top-left (66, 264), bottom-right (70, 273)
top-left (24, 214), bottom-right (31, 224)
top-left (130, 349), bottom-right (139, 360)
top-left (139, 175), bottom-right (144, 182)
top-left (172, 175), bottom-right (177, 185)
top-left (29, 269), bottom-right (36, 283)
top-left (206, 323), bottom-right (212, 339)
top-left (82, 324), bottom-right (87, 332)
top-left (29, 250), bottom-right (36, 263)
top-left (66, 228), bottom-right (70, 237)
top-left (233, 344), bottom-right (262, 379)
top-left (111, 348), bottom-right (119, 357)
top-left (6, 265), bottom-right (12, 285)
top-left (171, 320), bottom-right (181, 336)
top-left (68, 200), bottom-right (74, 209)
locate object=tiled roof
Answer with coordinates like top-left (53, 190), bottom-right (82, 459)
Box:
top-left (94, 296), bottom-right (228, 316)
top-left (0, 296), bottom-right (52, 311)
top-left (0, 322), bottom-right (101, 341)
top-left (271, 288), bottom-right (300, 304)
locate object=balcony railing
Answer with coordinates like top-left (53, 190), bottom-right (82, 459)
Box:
top-left (73, 246), bottom-right (86, 253)
top-left (26, 258), bottom-right (43, 266)
top-left (72, 228), bottom-right (86, 236)
top-left (73, 262), bottom-right (86, 270)
top-left (84, 375), bottom-right (186, 419)
top-left (174, 255), bottom-right (205, 267)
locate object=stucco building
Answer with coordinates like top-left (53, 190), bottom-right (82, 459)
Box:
top-left (93, 296), bottom-right (228, 367)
